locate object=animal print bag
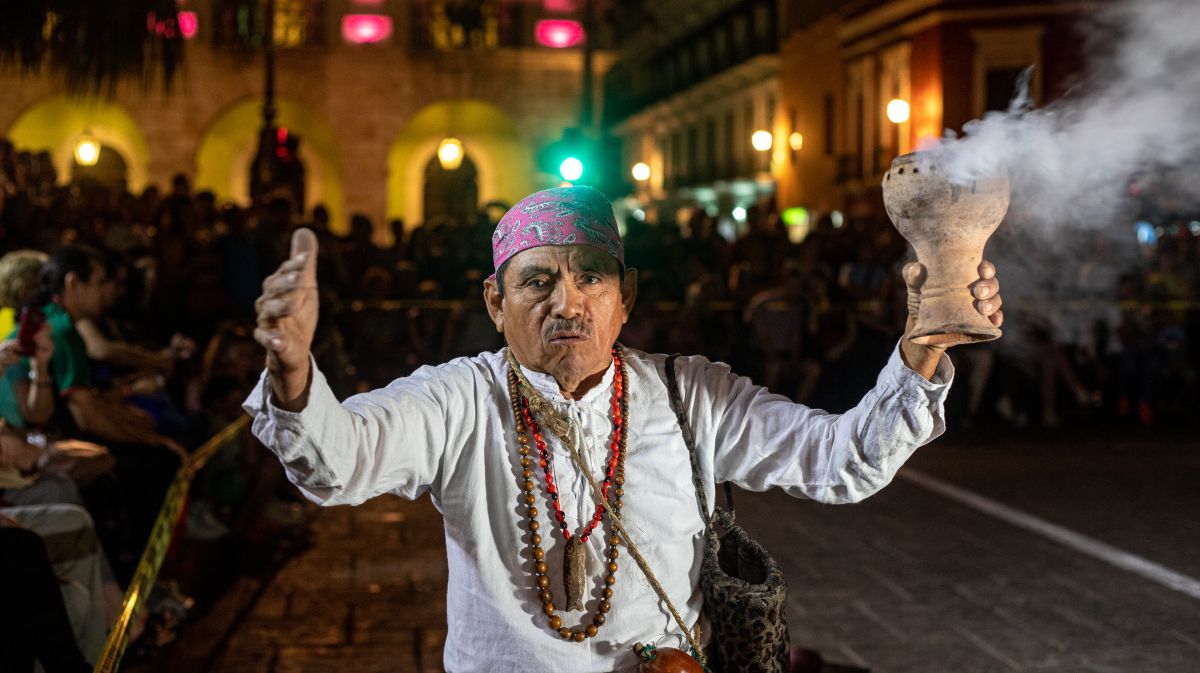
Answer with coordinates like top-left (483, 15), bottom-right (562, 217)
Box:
top-left (665, 355), bottom-right (790, 673)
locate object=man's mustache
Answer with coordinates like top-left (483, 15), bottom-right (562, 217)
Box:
top-left (544, 320), bottom-right (592, 341)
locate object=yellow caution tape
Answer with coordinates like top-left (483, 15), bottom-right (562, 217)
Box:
top-left (94, 415), bottom-right (250, 673)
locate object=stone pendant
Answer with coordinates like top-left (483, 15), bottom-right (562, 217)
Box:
top-left (564, 535), bottom-right (587, 611)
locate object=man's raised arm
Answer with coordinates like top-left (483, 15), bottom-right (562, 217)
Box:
top-left (254, 229), bottom-right (320, 411)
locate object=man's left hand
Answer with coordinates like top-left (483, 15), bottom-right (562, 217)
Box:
top-left (900, 260), bottom-right (1002, 380)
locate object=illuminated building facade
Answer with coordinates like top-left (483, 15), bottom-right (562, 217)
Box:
top-left (776, 0), bottom-right (1089, 223)
top-left (0, 0), bottom-right (614, 235)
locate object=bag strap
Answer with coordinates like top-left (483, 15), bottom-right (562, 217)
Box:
top-left (665, 355), bottom-right (735, 525)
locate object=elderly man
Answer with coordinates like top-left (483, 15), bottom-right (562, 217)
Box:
top-left (246, 186), bottom-right (1003, 673)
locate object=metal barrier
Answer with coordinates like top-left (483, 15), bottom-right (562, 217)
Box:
top-left (93, 415), bottom-right (251, 673)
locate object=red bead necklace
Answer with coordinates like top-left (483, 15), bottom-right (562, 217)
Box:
top-left (521, 357), bottom-right (623, 543)
top-left (507, 345), bottom-right (629, 642)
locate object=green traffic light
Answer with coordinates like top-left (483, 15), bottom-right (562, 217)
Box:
top-left (559, 156), bottom-right (584, 181)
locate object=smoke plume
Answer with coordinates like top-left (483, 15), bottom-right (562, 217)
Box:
top-left (929, 0), bottom-right (1200, 228)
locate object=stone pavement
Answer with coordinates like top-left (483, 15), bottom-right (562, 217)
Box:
top-left (736, 439), bottom-right (1200, 673)
top-left (213, 437), bottom-right (1200, 673)
top-left (214, 495), bottom-right (448, 673)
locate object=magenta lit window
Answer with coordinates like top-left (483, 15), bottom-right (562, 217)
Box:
top-left (342, 14), bottom-right (393, 44)
top-left (178, 11), bottom-right (198, 39)
top-left (535, 19), bottom-right (585, 48)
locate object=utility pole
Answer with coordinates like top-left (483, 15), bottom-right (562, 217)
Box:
top-left (251, 0), bottom-right (280, 205)
top-left (580, 0), bottom-right (594, 132)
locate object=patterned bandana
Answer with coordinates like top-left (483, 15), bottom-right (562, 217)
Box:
top-left (490, 185), bottom-right (624, 280)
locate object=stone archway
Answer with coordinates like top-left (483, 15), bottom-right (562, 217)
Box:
top-left (5, 95), bottom-right (150, 192)
top-left (387, 99), bottom-right (535, 231)
top-left (195, 97), bottom-right (345, 232)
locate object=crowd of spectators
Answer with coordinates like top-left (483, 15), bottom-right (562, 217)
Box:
top-left (2, 132), bottom-right (1198, 670)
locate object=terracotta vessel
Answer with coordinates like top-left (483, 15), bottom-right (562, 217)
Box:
top-left (882, 151), bottom-right (1010, 347)
top-left (635, 647), bottom-right (706, 673)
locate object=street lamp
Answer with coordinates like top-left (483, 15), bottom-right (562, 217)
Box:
top-left (631, 162), bottom-right (650, 182)
top-left (74, 134), bottom-right (100, 166)
top-left (437, 137), bottom-right (464, 171)
top-left (751, 130), bottom-right (773, 152)
top-left (886, 98), bottom-right (911, 124)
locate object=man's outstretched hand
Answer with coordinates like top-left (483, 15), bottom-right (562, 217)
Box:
top-left (255, 228), bottom-right (320, 411)
top-left (900, 260), bottom-right (1003, 380)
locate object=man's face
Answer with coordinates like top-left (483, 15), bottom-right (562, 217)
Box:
top-left (484, 245), bottom-right (636, 394)
top-left (66, 260), bottom-right (108, 319)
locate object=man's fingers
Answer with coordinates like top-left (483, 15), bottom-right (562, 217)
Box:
top-left (972, 277), bottom-right (1000, 300)
top-left (290, 228), bottom-right (319, 283)
top-left (262, 269), bottom-right (302, 296)
top-left (254, 327), bottom-right (286, 353)
top-left (978, 260), bottom-right (996, 280)
top-left (258, 297), bottom-right (293, 320)
top-left (989, 309), bottom-right (1004, 328)
top-left (975, 294), bottom-right (1003, 315)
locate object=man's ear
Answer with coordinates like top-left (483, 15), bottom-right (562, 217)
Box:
top-left (620, 268), bottom-right (638, 324)
top-left (63, 271), bottom-right (80, 293)
top-left (483, 277), bottom-right (505, 333)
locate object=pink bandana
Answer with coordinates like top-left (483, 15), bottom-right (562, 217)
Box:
top-left (490, 185), bottom-right (623, 279)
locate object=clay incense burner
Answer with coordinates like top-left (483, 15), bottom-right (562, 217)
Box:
top-left (882, 151), bottom-right (1010, 347)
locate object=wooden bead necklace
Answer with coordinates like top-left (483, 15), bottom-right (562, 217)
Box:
top-left (506, 346), bottom-right (629, 642)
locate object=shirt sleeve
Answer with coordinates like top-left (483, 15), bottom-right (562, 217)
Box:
top-left (683, 340), bottom-right (954, 504)
top-left (54, 330), bottom-right (92, 395)
top-left (241, 356), bottom-right (476, 506)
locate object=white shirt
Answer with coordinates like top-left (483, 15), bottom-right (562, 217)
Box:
top-left (243, 344), bottom-right (953, 673)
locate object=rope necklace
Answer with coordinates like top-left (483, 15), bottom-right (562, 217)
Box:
top-left (506, 346), bottom-right (628, 642)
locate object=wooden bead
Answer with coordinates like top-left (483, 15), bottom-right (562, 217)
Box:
top-left (615, 475), bottom-right (625, 486)
top-left (534, 560), bottom-right (547, 574)
top-left (532, 547), bottom-right (544, 560)
top-left (520, 457), bottom-right (532, 467)
top-left (525, 494), bottom-right (536, 505)
top-left (523, 467), bottom-right (534, 478)
top-left (593, 613), bottom-right (606, 626)
top-left (559, 627), bottom-right (572, 639)
top-left (572, 631), bottom-right (586, 642)
top-left (604, 574), bottom-right (616, 585)
top-left (608, 547), bottom-right (619, 559)
top-left (537, 575), bottom-right (550, 589)
top-left (615, 488), bottom-right (624, 498)
top-left (607, 562), bottom-right (619, 573)
top-left (585, 624), bottom-right (599, 637)
top-left (598, 600), bottom-right (611, 613)
top-left (602, 587), bottom-right (612, 599)
top-left (523, 479), bottom-right (536, 492)
top-left (528, 506), bottom-right (539, 518)
top-left (531, 533), bottom-right (541, 546)
top-left (518, 434), bottom-right (529, 444)
top-left (549, 615), bottom-right (562, 630)
top-left (608, 535), bottom-right (620, 546)
top-left (530, 520), bottom-right (540, 531)
top-left (539, 588), bottom-right (552, 603)
top-left (543, 603), bottom-right (555, 615)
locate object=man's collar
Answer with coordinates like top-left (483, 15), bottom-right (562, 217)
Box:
top-left (510, 352), bottom-right (617, 405)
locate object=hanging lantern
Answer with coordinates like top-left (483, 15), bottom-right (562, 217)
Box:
top-left (74, 134), bottom-right (100, 166)
top-left (438, 137), bottom-right (464, 170)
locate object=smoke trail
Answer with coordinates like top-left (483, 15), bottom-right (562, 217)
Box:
top-left (930, 0), bottom-right (1200, 229)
